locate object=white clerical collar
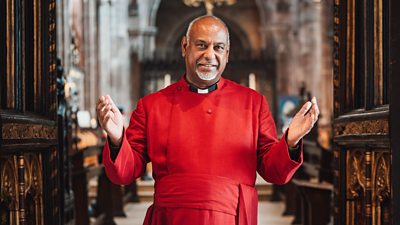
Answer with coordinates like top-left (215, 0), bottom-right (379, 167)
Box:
top-left (188, 82), bottom-right (218, 94)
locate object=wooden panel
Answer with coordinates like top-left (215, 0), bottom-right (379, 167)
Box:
top-left (389, 0), bottom-right (400, 222)
top-left (6, 0), bottom-right (15, 109)
top-left (24, 0), bottom-right (42, 112)
top-left (333, 0), bottom-right (394, 224)
top-left (0, 153), bottom-right (44, 225)
top-left (0, 0), bottom-right (61, 224)
top-left (373, 0), bottom-right (383, 106)
top-left (0, 0), bottom-right (5, 108)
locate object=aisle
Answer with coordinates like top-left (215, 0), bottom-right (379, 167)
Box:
top-left (114, 201), bottom-right (294, 225)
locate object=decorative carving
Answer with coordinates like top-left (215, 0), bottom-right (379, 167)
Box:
top-left (334, 119), bottom-right (388, 136)
top-left (24, 157), bottom-right (32, 195)
top-left (373, 153), bottom-right (390, 203)
top-left (346, 151), bottom-right (366, 198)
top-left (0, 156), bottom-right (19, 224)
top-left (17, 155), bottom-right (26, 224)
top-left (2, 123), bottom-right (57, 140)
top-left (25, 154), bottom-right (43, 225)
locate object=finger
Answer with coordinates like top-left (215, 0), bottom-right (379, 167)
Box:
top-left (96, 96), bottom-right (108, 112)
top-left (102, 111), bottom-right (112, 127)
top-left (307, 103), bottom-right (319, 119)
top-left (105, 95), bottom-right (121, 114)
top-left (314, 104), bottom-right (320, 118)
top-left (97, 101), bottom-right (108, 115)
top-left (99, 105), bottom-right (112, 123)
top-left (97, 95), bottom-right (105, 105)
top-left (311, 96), bottom-right (317, 105)
top-left (298, 101), bottom-right (312, 116)
top-left (311, 97), bottom-right (320, 116)
top-left (99, 102), bottom-right (110, 116)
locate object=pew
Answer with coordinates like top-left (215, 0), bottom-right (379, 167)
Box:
top-left (291, 139), bottom-right (334, 225)
top-left (71, 127), bottom-right (141, 225)
top-left (292, 179), bottom-right (333, 225)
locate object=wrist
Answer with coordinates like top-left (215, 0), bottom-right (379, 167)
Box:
top-left (286, 130), bottom-right (299, 148)
top-left (109, 129), bottom-right (123, 146)
top-left (287, 140), bottom-right (299, 148)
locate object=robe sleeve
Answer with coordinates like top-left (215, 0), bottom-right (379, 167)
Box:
top-left (256, 96), bottom-right (303, 184)
top-left (102, 98), bottom-right (149, 185)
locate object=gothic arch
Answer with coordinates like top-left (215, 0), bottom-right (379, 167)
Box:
top-left (153, 0), bottom-right (266, 59)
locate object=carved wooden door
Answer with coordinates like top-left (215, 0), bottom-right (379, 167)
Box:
top-left (333, 0), bottom-right (400, 224)
top-left (0, 0), bottom-right (61, 225)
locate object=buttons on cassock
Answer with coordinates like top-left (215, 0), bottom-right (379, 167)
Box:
top-left (207, 109), bottom-right (212, 114)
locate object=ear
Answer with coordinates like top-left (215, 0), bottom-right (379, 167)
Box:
top-left (181, 36), bottom-right (188, 57)
top-left (226, 47), bottom-right (230, 63)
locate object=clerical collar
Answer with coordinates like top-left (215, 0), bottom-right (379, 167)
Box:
top-left (188, 82), bottom-right (218, 94)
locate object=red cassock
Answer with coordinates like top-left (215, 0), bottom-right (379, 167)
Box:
top-left (102, 76), bottom-right (303, 225)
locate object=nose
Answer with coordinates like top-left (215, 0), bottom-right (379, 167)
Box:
top-left (203, 45), bottom-right (216, 61)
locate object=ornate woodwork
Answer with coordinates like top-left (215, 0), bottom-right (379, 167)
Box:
top-left (333, 0), bottom-right (399, 224)
top-left (0, 0), bottom-right (62, 225)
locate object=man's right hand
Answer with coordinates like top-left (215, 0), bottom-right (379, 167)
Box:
top-left (96, 95), bottom-right (124, 146)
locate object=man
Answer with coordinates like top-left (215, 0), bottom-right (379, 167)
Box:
top-left (97, 15), bottom-right (319, 225)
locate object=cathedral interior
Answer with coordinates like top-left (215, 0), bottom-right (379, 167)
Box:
top-left (0, 0), bottom-right (399, 224)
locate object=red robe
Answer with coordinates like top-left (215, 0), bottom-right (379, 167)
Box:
top-left (102, 76), bottom-right (303, 225)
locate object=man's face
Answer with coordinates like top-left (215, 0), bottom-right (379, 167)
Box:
top-left (181, 18), bottom-right (229, 87)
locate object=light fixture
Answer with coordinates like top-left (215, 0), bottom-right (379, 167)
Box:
top-left (183, 0), bottom-right (236, 15)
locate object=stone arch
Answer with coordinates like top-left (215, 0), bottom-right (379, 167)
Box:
top-left (149, 0), bottom-right (162, 27)
top-left (153, 1), bottom-right (261, 60)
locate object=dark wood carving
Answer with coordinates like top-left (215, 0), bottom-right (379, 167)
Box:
top-left (0, 0), bottom-right (61, 225)
top-left (333, 0), bottom-right (398, 224)
top-left (2, 124), bottom-right (57, 140)
top-left (334, 119), bottom-right (388, 136)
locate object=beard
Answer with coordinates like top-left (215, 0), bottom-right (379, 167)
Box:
top-left (195, 66), bottom-right (219, 81)
top-left (196, 71), bottom-right (218, 81)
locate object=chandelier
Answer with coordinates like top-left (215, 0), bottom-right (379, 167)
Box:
top-left (183, 0), bottom-right (237, 15)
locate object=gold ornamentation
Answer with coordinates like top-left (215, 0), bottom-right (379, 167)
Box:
top-left (346, 151), bottom-right (366, 198)
top-left (373, 153), bottom-right (390, 203)
top-left (334, 119), bottom-right (388, 136)
top-left (2, 123), bottom-right (57, 140)
top-left (183, 0), bottom-right (236, 15)
top-left (25, 154), bottom-right (43, 225)
top-left (0, 156), bottom-right (19, 224)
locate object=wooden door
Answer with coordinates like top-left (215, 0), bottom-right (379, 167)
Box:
top-left (0, 0), bottom-right (61, 225)
top-left (333, 0), bottom-right (400, 224)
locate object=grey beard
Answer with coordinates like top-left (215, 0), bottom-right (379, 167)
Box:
top-left (196, 70), bottom-right (218, 81)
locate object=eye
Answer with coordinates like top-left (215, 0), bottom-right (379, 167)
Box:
top-left (215, 45), bottom-right (225, 51)
top-left (197, 43), bottom-right (207, 49)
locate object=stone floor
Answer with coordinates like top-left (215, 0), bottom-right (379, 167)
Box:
top-left (114, 201), bottom-right (294, 225)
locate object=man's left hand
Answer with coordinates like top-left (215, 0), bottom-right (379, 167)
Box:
top-left (287, 97), bottom-right (320, 147)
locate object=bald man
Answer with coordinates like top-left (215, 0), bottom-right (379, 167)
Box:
top-left (97, 15), bottom-right (319, 225)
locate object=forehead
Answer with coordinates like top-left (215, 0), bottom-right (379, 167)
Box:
top-left (189, 20), bottom-right (228, 44)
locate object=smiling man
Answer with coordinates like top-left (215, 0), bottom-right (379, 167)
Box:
top-left (182, 16), bottom-right (229, 86)
top-left (97, 15), bottom-right (319, 225)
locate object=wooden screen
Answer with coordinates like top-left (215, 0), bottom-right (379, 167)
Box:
top-left (0, 0), bottom-right (60, 225)
top-left (333, 0), bottom-right (399, 224)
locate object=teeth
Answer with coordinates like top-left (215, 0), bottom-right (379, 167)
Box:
top-left (200, 64), bottom-right (215, 67)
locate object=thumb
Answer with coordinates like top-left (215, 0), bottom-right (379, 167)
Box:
top-left (298, 101), bottom-right (312, 116)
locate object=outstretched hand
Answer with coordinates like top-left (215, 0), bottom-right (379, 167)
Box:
top-left (287, 97), bottom-right (320, 147)
top-left (96, 95), bottom-right (124, 145)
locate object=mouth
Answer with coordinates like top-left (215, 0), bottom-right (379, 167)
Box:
top-left (197, 63), bottom-right (218, 70)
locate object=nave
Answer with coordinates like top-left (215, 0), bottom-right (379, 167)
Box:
top-left (1, 0), bottom-right (400, 225)
top-left (114, 201), bottom-right (294, 225)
